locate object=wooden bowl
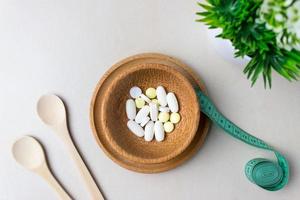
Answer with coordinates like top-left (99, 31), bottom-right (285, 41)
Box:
top-left (90, 53), bottom-right (210, 172)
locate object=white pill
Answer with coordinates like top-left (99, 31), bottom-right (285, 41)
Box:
top-left (154, 121), bottom-right (165, 142)
top-left (144, 121), bottom-right (155, 141)
top-left (166, 92), bottom-right (179, 112)
top-left (156, 86), bottom-right (167, 106)
top-left (126, 99), bottom-right (136, 120)
top-left (130, 86), bottom-right (142, 98)
top-left (140, 116), bottom-right (150, 127)
top-left (127, 120), bottom-right (144, 137)
top-left (149, 103), bottom-right (158, 121)
top-left (140, 94), bottom-right (151, 103)
top-left (135, 105), bottom-right (150, 124)
top-left (159, 106), bottom-right (170, 112)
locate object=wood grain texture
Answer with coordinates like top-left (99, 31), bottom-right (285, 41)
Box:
top-left (34, 163), bottom-right (72, 200)
top-left (37, 95), bottom-right (104, 199)
top-left (90, 53), bottom-right (211, 173)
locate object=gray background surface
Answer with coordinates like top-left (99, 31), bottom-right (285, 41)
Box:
top-left (0, 0), bottom-right (299, 199)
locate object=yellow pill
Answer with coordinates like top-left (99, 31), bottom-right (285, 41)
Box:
top-left (163, 122), bottom-right (174, 133)
top-left (135, 98), bottom-right (145, 108)
top-left (146, 88), bottom-right (157, 99)
top-left (158, 112), bottom-right (170, 122)
top-left (170, 112), bottom-right (181, 124)
top-left (151, 99), bottom-right (159, 105)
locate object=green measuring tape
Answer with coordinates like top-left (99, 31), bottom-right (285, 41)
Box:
top-left (195, 88), bottom-right (289, 191)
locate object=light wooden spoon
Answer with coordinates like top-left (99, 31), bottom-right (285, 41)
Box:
top-left (12, 136), bottom-right (72, 200)
top-left (37, 94), bottom-right (104, 200)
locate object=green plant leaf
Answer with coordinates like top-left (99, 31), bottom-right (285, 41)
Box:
top-left (196, 0), bottom-right (300, 88)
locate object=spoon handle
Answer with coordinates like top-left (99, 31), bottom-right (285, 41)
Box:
top-left (63, 132), bottom-right (104, 200)
top-left (36, 165), bottom-right (72, 200)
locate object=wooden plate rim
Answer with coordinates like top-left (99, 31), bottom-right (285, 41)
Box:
top-left (90, 53), bottom-right (211, 173)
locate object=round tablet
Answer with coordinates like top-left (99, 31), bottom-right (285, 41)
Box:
top-left (129, 86), bottom-right (142, 98)
top-left (135, 98), bottom-right (145, 108)
top-left (151, 99), bottom-right (159, 105)
top-left (146, 88), bottom-right (157, 99)
top-left (163, 122), bottom-right (174, 133)
top-left (170, 112), bottom-right (181, 124)
top-left (158, 112), bottom-right (170, 123)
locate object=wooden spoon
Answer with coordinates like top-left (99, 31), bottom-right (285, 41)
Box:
top-left (37, 94), bottom-right (104, 200)
top-left (12, 136), bottom-right (72, 200)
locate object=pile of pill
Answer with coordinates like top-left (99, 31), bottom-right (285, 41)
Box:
top-left (126, 86), bottom-right (181, 142)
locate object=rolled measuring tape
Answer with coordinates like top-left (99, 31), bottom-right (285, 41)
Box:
top-left (195, 88), bottom-right (289, 191)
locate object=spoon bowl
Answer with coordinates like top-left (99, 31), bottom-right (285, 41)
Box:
top-left (12, 136), bottom-right (45, 170)
top-left (12, 136), bottom-right (72, 199)
top-left (37, 94), bottom-right (66, 126)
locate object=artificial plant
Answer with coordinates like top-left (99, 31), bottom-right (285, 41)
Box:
top-left (197, 0), bottom-right (300, 88)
